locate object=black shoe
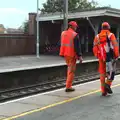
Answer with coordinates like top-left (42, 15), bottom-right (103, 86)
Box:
top-left (65, 88), bottom-right (75, 92)
top-left (105, 84), bottom-right (113, 94)
top-left (102, 92), bottom-right (107, 96)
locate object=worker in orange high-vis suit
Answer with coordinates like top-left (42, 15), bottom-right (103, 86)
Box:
top-left (59, 21), bottom-right (83, 92)
top-left (93, 22), bottom-right (119, 96)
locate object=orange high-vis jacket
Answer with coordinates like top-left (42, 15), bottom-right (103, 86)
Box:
top-left (59, 28), bottom-right (77, 57)
top-left (93, 30), bottom-right (119, 60)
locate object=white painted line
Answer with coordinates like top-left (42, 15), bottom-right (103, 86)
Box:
top-left (0, 79), bottom-right (99, 106)
top-left (0, 59), bottom-right (98, 73)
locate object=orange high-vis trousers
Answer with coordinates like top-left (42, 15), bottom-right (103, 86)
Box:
top-left (99, 60), bottom-right (112, 93)
top-left (65, 56), bottom-right (76, 89)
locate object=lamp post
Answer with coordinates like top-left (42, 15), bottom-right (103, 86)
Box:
top-left (36, 0), bottom-right (40, 57)
top-left (63, 0), bottom-right (68, 30)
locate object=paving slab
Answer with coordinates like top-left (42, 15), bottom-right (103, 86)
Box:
top-left (46, 80), bottom-right (100, 98)
top-left (0, 102), bottom-right (38, 117)
top-left (17, 95), bottom-right (69, 107)
top-left (15, 86), bottom-right (120, 120)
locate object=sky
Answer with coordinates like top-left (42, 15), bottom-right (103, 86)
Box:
top-left (0, 0), bottom-right (119, 28)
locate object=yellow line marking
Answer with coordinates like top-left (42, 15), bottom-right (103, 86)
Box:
top-left (2, 83), bottom-right (120, 120)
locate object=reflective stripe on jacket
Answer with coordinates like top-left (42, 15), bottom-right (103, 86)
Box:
top-left (59, 28), bottom-right (77, 57)
top-left (93, 30), bottom-right (119, 60)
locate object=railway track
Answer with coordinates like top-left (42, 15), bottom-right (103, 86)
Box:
top-left (0, 69), bottom-right (120, 103)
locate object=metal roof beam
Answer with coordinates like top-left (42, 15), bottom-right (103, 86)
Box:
top-left (86, 17), bottom-right (97, 35)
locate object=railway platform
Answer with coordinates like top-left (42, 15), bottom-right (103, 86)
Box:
top-left (0, 74), bottom-right (120, 120)
top-left (0, 55), bottom-right (96, 73)
top-left (0, 55), bottom-right (98, 91)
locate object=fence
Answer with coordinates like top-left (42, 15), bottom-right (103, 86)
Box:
top-left (0, 34), bottom-right (36, 57)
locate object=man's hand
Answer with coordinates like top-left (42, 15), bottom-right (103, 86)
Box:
top-left (78, 56), bottom-right (83, 63)
top-left (113, 58), bottom-right (118, 63)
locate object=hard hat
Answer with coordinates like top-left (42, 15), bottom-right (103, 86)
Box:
top-left (68, 21), bottom-right (78, 27)
top-left (102, 22), bottom-right (110, 29)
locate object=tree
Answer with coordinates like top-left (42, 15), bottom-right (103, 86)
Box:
top-left (20, 20), bottom-right (29, 33)
top-left (41, 0), bottom-right (98, 13)
top-left (0, 24), bottom-right (5, 33)
top-left (23, 20), bottom-right (29, 33)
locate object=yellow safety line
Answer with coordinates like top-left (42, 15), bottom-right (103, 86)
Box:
top-left (2, 83), bottom-right (120, 120)
top-left (0, 118), bottom-right (5, 120)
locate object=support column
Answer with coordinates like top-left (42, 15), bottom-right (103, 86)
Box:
top-left (36, 0), bottom-right (40, 57)
top-left (85, 26), bottom-right (89, 53)
top-left (87, 17), bottom-right (100, 35)
top-left (63, 0), bottom-right (68, 30)
top-left (61, 23), bottom-right (64, 32)
top-left (94, 23), bottom-right (99, 35)
top-left (87, 17), bottom-right (96, 35)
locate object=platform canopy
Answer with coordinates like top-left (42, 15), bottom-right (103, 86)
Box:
top-left (37, 7), bottom-right (120, 22)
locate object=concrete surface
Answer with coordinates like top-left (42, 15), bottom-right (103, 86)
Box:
top-left (0, 75), bottom-right (120, 120)
top-left (0, 102), bottom-right (38, 117)
top-left (17, 95), bottom-right (69, 107)
top-left (16, 86), bottom-right (120, 120)
top-left (0, 55), bottom-right (96, 73)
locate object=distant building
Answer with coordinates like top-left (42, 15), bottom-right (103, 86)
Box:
top-left (5, 28), bottom-right (24, 34)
